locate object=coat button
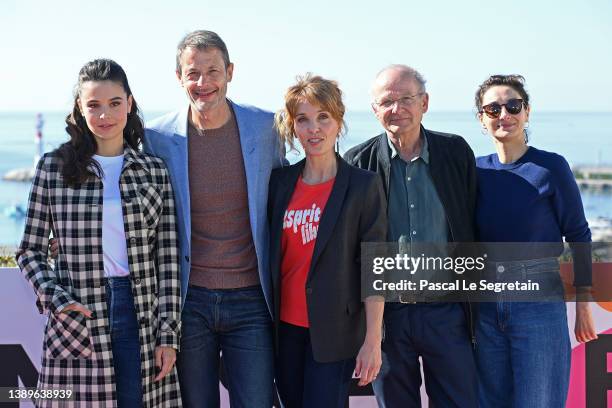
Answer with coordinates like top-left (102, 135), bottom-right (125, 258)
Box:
top-left (134, 278), bottom-right (141, 285)
top-left (129, 237), bottom-right (137, 244)
top-left (306, 287), bottom-right (312, 295)
top-left (497, 265), bottom-right (505, 273)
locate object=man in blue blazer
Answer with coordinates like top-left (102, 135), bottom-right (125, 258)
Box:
top-left (144, 30), bottom-right (285, 408)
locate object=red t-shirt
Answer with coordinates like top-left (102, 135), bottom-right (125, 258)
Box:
top-left (280, 175), bottom-right (335, 327)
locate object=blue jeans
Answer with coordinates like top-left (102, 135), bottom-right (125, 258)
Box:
top-left (275, 321), bottom-right (355, 408)
top-left (177, 285), bottom-right (274, 408)
top-left (476, 259), bottom-right (570, 407)
top-left (106, 276), bottom-right (143, 408)
top-left (372, 302), bottom-right (478, 408)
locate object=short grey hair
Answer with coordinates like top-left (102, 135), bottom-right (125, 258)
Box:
top-left (373, 64), bottom-right (427, 94)
top-left (176, 30), bottom-right (231, 74)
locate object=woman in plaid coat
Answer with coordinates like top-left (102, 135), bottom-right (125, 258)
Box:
top-left (17, 59), bottom-right (182, 407)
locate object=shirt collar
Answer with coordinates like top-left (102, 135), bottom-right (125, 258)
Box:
top-left (386, 128), bottom-right (429, 164)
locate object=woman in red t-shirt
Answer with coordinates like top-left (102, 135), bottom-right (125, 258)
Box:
top-left (268, 74), bottom-right (387, 407)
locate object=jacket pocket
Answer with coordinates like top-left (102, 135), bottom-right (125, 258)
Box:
top-left (137, 184), bottom-right (163, 229)
top-left (44, 311), bottom-right (92, 359)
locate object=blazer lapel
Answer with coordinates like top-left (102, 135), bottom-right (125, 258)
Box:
top-left (173, 107), bottom-right (189, 144)
top-left (270, 161), bottom-right (304, 289)
top-left (231, 101), bottom-right (260, 242)
top-left (308, 157), bottom-right (350, 281)
top-left (232, 101), bottom-right (257, 157)
top-left (168, 107), bottom-right (191, 255)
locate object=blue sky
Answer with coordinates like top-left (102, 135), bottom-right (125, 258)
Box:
top-left (1, 0), bottom-right (611, 112)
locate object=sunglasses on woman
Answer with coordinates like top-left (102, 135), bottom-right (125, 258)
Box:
top-left (480, 99), bottom-right (525, 119)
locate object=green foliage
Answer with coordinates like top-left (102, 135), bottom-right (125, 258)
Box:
top-left (0, 255), bottom-right (17, 267)
top-left (0, 246), bottom-right (17, 267)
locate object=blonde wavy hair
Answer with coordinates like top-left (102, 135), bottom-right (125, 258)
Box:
top-left (274, 73), bottom-right (346, 152)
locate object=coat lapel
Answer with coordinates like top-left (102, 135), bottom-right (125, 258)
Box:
top-left (172, 107), bottom-right (190, 144)
top-left (231, 101), bottom-right (257, 157)
top-left (231, 101), bottom-right (260, 254)
top-left (123, 145), bottom-right (151, 174)
top-left (375, 133), bottom-right (391, 198)
top-left (308, 157), bottom-right (350, 281)
top-left (270, 161), bottom-right (305, 286)
top-left (167, 107), bottom-right (191, 255)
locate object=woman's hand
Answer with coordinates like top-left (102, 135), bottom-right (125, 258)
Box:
top-left (49, 238), bottom-right (59, 258)
top-left (575, 302), bottom-right (598, 343)
top-left (61, 302), bottom-right (93, 318)
top-left (154, 346), bottom-right (177, 382)
top-left (354, 335), bottom-right (382, 386)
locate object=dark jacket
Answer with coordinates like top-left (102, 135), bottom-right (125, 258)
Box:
top-left (344, 126), bottom-right (478, 343)
top-left (268, 156), bottom-right (387, 362)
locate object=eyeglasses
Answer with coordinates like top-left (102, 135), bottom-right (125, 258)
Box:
top-left (373, 92), bottom-right (424, 111)
top-left (480, 99), bottom-right (525, 119)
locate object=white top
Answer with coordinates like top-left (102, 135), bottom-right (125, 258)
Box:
top-left (93, 154), bottom-right (130, 277)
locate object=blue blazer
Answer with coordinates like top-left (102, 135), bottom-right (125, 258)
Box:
top-left (144, 100), bottom-right (286, 316)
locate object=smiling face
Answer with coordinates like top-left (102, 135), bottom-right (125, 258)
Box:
top-left (479, 85), bottom-right (530, 144)
top-left (177, 46), bottom-right (233, 115)
top-left (371, 69), bottom-right (429, 137)
top-left (78, 80), bottom-right (132, 149)
top-left (293, 100), bottom-right (340, 160)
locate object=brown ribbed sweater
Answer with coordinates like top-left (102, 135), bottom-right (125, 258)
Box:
top-left (187, 110), bottom-right (259, 289)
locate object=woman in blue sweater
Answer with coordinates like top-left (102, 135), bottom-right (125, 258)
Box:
top-left (474, 74), bottom-right (597, 407)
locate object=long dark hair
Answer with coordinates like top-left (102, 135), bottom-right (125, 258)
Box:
top-left (56, 59), bottom-right (144, 186)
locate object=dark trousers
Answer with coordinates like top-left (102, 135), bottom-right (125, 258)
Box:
top-left (372, 303), bottom-right (478, 408)
top-left (106, 276), bottom-right (143, 408)
top-left (275, 322), bottom-right (355, 408)
top-left (177, 285), bottom-right (274, 408)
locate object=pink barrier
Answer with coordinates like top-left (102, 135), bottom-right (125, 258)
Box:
top-left (1, 267), bottom-right (610, 407)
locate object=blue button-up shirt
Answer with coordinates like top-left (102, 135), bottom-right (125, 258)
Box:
top-left (386, 133), bottom-right (448, 246)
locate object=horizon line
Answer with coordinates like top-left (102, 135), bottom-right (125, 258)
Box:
top-left (1, 109), bottom-right (612, 115)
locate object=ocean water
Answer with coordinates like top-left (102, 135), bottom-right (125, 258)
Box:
top-left (0, 111), bottom-right (610, 246)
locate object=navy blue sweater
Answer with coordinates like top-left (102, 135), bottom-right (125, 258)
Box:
top-left (476, 146), bottom-right (592, 286)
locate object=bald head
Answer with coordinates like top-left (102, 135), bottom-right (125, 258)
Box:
top-left (371, 65), bottom-right (426, 100)
top-left (370, 64), bottom-right (429, 140)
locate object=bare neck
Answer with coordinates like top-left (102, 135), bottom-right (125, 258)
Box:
top-left (95, 138), bottom-right (124, 157)
top-left (189, 100), bottom-right (231, 130)
top-left (302, 152), bottom-right (337, 185)
top-left (387, 128), bottom-right (422, 161)
top-left (494, 138), bottom-right (529, 164)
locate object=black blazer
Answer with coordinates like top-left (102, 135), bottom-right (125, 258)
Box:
top-left (268, 156), bottom-right (387, 363)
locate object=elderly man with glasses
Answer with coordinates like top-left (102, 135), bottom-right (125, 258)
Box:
top-left (345, 64), bottom-right (479, 407)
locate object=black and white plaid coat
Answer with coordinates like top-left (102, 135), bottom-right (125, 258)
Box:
top-left (17, 145), bottom-right (182, 407)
